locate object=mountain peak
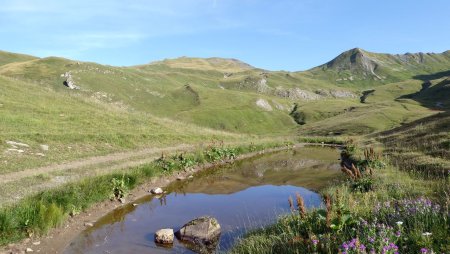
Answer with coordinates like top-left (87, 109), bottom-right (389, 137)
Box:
top-left (319, 48), bottom-right (381, 79)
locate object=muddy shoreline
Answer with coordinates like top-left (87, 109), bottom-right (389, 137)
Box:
top-left (1, 143), bottom-right (342, 254)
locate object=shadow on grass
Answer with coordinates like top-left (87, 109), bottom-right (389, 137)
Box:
top-left (397, 72), bottom-right (450, 111)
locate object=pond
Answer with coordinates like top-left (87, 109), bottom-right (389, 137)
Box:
top-left (64, 146), bottom-right (341, 253)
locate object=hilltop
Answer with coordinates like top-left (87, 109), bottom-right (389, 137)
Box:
top-left (145, 56), bottom-right (255, 72)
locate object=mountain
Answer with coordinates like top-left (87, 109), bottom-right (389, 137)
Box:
top-left (145, 57), bottom-right (255, 72)
top-left (308, 48), bottom-right (450, 86)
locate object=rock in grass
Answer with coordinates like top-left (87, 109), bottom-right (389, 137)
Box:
top-left (150, 187), bottom-right (163, 194)
top-left (155, 228), bottom-right (174, 244)
top-left (26, 248), bottom-right (33, 252)
top-left (175, 216), bottom-right (221, 244)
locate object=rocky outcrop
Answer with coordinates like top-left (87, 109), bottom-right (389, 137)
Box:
top-left (155, 228), bottom-right (174, 244)
top-left (61, 71), bottom-right (80, 90)
top-left (175, 216), bottom-right (221, 253)
top-left (314, 89), bottom-right (357, 98)
top-left (256, 99), bottom-right (273, 111)
top-left (275, 87), bottom-right (320, 100)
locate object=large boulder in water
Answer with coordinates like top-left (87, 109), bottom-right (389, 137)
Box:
top-left (175, 216), bottom-right (221, 253)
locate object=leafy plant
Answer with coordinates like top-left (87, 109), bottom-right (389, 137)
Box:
top-left (111, 175), bottom-right (129, 199)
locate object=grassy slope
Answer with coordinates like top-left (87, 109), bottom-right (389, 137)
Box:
top-left (0, 74), bottom-right (241, 173)
top-left (0, 57), bottom-right (297, 135)
top-left (377, 111), bottom-right (450, 176)
top-left (298, 79), bottom-right (435, 135)
top-left (0, 51), bottom-right (37, 67)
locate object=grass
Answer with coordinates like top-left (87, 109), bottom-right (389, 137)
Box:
top-left (0, 141), bottom-right (285, 245)
top-left (231, 137), bottom-right (450, 253)
top-left (377, 111), bottom-right (450, 177)
top-left (0, 74), bottom-right (249, 173)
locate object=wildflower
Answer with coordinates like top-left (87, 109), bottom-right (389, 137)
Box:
top-left (396, 221), bottom-right (403, 226)
top-left (359, 244), bottom-right (366, 251)
top-left (420, 248), bottom-right (428, 253)
top-left (395, 231), bottom-right (401, 237)
top-left (312, 239), bottom-right (319, 245)
top-left (342, 242), bottom-right (349, 250)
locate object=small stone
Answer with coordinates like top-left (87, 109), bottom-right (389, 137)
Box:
top-left (188, 175), bottom-right (194, 179)
top-left (32, 241), bottom-right (40, 245)
top-left (132, 203), bottom-right (138, 207)
top-left (35, 153), bottom-right (45, 157)
top-left (150, 187), bottom-right (163, 194)
top-left (155, 228), bottom-right (174, 244)
top-left (176, 176), bottom-right (185, 181)
top-left (84, 222), bottom-right (94, 227)
top-left (26, 248), bottom-right (33, 252)
top-left (6, 140), bottom-right (30, 148)
top-left (119, 198), bottom-right (125, 204)
top-left (39, 144), bottom-right (49, 151)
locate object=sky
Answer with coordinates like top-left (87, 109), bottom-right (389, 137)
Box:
top-left (0, 0), bottom-right (449, 71)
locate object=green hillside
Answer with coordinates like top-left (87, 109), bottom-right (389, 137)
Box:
top-left (0, 51), bottom-right (37, 67)
top-left (0, 48), bottom-right (448, 172)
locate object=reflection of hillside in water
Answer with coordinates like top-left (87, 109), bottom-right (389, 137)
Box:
top-left (169, 147), bottom-right (341, 195)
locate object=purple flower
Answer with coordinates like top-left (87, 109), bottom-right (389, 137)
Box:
top-left (312, 239), bottom-right (318, 245)
top-left (342, 243), bottom-right (349, 250)
top-left (360, 244), bottom-right (366, 251)
top-left (421, 248), bottom-right (428, 253)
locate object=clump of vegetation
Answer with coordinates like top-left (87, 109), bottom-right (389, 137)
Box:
top-left (290, 103), bottom-right (306, 125)
top-left (111, 175), bottom-right (130, 200)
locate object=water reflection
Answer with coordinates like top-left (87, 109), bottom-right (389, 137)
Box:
top-left (65, 146), bottom-right (341, 254)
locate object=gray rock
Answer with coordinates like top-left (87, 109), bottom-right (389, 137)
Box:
top-left (62, 71), bottom-right (80, 90)
top-left (176, 216), bottom-right (221, 244)
top-left (150, 187), bottom-right (163, 194)
top-left (39, 144), bottom-right (49, 151)
top-left (155, 228), bottom-right (174, 244)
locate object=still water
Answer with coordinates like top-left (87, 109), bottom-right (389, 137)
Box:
top-left (65, 146), bottom-right (341, 253)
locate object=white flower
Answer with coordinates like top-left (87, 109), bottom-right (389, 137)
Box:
top-left (422, 232), bottom-right (432, 237)
top-left (396, 221), bottom-right (403, 226)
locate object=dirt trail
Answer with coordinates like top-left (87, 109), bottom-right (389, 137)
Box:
top-left (0, 144), bottom-right (195, 185)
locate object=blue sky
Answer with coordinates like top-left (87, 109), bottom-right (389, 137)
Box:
top-left (0, 0), bottom-right (449, 71)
